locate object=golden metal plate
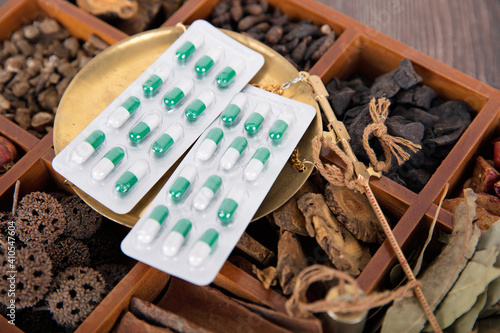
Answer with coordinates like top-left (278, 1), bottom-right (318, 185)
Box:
top-left (53, 26), bottom-right (321, 228)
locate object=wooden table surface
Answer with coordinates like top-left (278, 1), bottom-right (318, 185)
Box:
top-left (0, 0), bottom-right (498, 90)
top-left (320, 0), bottom-right (500, 90)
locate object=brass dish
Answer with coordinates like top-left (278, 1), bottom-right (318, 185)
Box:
top-left (53, 25), bottom-right (321, 227)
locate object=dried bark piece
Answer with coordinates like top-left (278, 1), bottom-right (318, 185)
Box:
top-left (116, 311), bottom-right (174, 333)
top-left (385, 115), bottom-right (425, 145)
top-left (370, 72), bottom-right (401, 98)
top-left (252, 266), bottom-right (278, 289)
top-left (276, 231), bottom-right (307, 295)
top-left (236, 232), bottom-right (276, 266)
top-left (328, 87), bottom-right (355, 118)
top-left (476, 192), bottom-right (500, 216)
top-left (156, 278), bottom-right (290, 333)
top-left (429, 100), bottom-right (472, 136)
top-left (130, 297), bottom-right (209, 333)
top-left (272, 181), bottom-right (316, 236)
top-left (115, 0), bottom-right (162, 35)
top-left (443, 197), bottom-right (499, 231)
top-left (76, 0), bottom-right (139, 19)
top-left (382, 188), bottom-right (481, 333)
top-left (236, 299), bottom-right (323, 333)
top-left (470, 156), bottom-right (500, 193)
top-left (297, 193), bottom-right (371, 276)
top-left (324, 184), bottom-right (385, 244)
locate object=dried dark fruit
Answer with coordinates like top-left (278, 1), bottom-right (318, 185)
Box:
top-left (0, 136), bottom-right (18, 173)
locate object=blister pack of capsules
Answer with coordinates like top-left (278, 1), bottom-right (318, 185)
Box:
top-left (52, 20), bottom-right (264, 214)
top-left (121, 85), bottom-right (316, 285)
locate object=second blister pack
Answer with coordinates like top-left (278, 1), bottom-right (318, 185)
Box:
top-left (121, 85), bottom-right (317, 285)
top-left (52, 20), bottom-right (265, 214)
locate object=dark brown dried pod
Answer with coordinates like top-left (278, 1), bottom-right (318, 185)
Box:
top-left (47, 266), bottom-right (106, 327)
top-left (48, 237), bottom-right (91, 273)
top-left (62, 195), bottom-right (102, 240)
top-left (16, 191), bottom-right (66, 247)
top-left (0, 246), bottom-right (53, 309)
top-left (95, 263), bottom-right (130, 293)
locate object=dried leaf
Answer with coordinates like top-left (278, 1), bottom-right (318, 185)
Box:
top-left (381, 189), bottom-right (481, 333)
top-left (428, 248), bottom-right (500, 330)
top-left (447, 291), bottom-right (488, 333)
top-left (479, 221), bottom-right (500, 318)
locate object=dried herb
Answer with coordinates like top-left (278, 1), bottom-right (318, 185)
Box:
top-left (276, 231), bottom-right (307, 295)
top-left (381, 189), bottom-right (481, 333)
top-left (297, 193), bottom-right (371, 276)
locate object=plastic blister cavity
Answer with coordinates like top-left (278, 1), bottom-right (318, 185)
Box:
top-left (52, 20), bottom-right (264, 214)
top-left (121, 85), bottom-right (316, 285)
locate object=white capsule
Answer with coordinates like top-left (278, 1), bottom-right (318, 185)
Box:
top-left (92, 158), bottom-right (114, 180)
top-left (196, 128), bottom-right (223, 161)
top-left (71, 142), bottom-right (94, 164)
top-left (189, 242), bottom-right (211, 267)
top-left (136, 218), bottom-right (162, 244)
top-left (130, 160), bottom-right (149, 179)
top-left (162, 232), bottom-right (185, 256)
top-left (136, 205), bottom-right (169, 244)
top-left (107, 107), bottom-right (130, 128)
top-left (193, 187), bottom-right (215, 211)
top-left (220, 148), bottom-right (240, 170)
top-left (244, 159), bottom-right (264, 181)
top-left (162, 219), bottom-right (191, 256)
top-left (177, 79), bottom-right (195, 96)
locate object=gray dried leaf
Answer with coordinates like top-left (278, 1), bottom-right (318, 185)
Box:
top-left (427, 248), bottom-right (500, 330)
top-left (381, 189), bottom-right (481, 333)
top-left (447, 291), bottom-right (488, 333)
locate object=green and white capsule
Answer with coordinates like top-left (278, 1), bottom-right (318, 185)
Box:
top-left (152, 123), bottom-right (183, 155)
top-left (143, 69), bottom-right (171, 97)
top-left (269, 111), bottom-right (294, 141)
top-left (163, 79), bottom-right (194, 109)
top-left (220, 136), bottom-right (247, 170)
top-left (71, 130), bottom-right (105, 164)
top-left (244, 102), bottom-right (271, 134)
top-left (185, 89), bottom-right (215, 120)
top-left (107, 96), bottom-right (140, 129)
top-left (188, 228), bottom-right (219, 267)
top-left (169, 165), bottom-right (197, 201)
top-left (162, 218), bottom-right (192, 257)
top-left (244, 147), bottom-right (270, 181)
top-left (129, 114), bottom-right (161, 143)
top-left (194, 47), bottom-right (223, 77)
top-left (218, 187), bottom-right (245, 225)
top-left (91, 147), bottom-right (125, 180)
top-left (193, 175), bottom-right (222, 211)
top-left (115, 159), bottom-right (149, 193)
top-left (221, 93), bottom-right (247, 125)
top-left (195, 128), bottom-right (223, 161)
top-left (136, 205), bottom-right (169, 244)
top-left (176, 35), bottom-right (204, 62)
top-left (216, 59), bottom-right (244, 88)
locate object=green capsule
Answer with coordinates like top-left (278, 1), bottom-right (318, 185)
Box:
top-left (163, 80), bottom-right (194, 109)
top-left (172, 218), bottom-right (192, 237)
top-left (216, 67), bottom-right (236, 88)
top-left (199, 228), bottom-right (219, 247)
top-left (269, 112), bottom-right (294, 141)
top-left (169, 165), bottom-right (197, 201)
top-left (143, 74), bottom-right (161, 96)
top-left (129, 114), bottom-right (161, 143)
top-left (244, 102), bottom-right (271, 134)
top-left (195, 56), bottom-right (214, 76)
top-left (86, 130), bottom-right (105, 149)
top-left (115, 160), bottom-right (149, 193)
top-left (149, 205), bottom-right (169, 225)
top-left (217, 188), bottom-right (244, 225)
top-left (176, 36), bottom-right (203, 62)
top-left (185, 99), bottom-right (206, 120)
top-left (121, 96), bottom-right (140, 114)
top-left (152, 134), bottom-right (174, 155)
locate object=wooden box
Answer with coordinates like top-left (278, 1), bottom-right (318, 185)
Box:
top-left (1, 0), bottom-right (500, 331)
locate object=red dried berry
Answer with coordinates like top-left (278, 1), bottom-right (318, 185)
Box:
top-left (0, 135), bottom-right (18, 173)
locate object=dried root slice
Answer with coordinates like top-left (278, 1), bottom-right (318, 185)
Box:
top-left (252, 266), bottom-right (278, 289)
top-left (443, 197), bottom-right (500, 231)
top-left (276, 231), bottom-right (307, 295)
top-left (324, 184), bottom-right (385, 244)
top-left (76, 0), bottom-right (139, 19)
top-left (297, 193), bottom-right (371, 276)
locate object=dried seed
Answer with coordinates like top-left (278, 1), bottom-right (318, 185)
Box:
top-left (63, 37), bottom-right (80, 58)
top-left (23, 25), bottom-right (40, 41)
top-left (237, 14), bottom-right (267, 31)
top-left (5, 55), bottom-right (26, 72)
top-left (2, 40), bottom-right (18, 56)
top-left (311, 31), bottom-right (335, 60)
top-left (39, 18), bottom-right (61, 35)
top-left (15, 108), bottom-right (32, 129)
top-left (320, 24), bottom-right (332, 35)
top-left (0, 94), bottom-right (11, 110)
top-left (265, 26), bottom-right (283, 45)
top-left (246, 22), bottom-right (270, 34)
top-left (38, 88), bottom-right (59, 111)
top-left (15, 39), bottom-right (34, 56)
top-left (291, 37), bottom-right (310, 64)
top-left (0, 70), bottom-right (14, 84)
top-left (12, 80), bottom-right (30, 97)
top-left (25, 58), bottom-right (43, 77)
top-left (230, 0), bottom-right (243, 21)
top-left (57, 62), bottom-right (77, 77)
top-left (245, 3), bottom-right (264, 15)
top-left (31, 112), bottom-right (54, 131)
